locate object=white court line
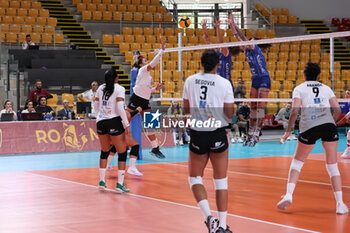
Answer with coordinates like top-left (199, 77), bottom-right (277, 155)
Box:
top-left (168, 163), bottom-right (350, 189)
top-left (28, 172), bottom-right (320, 233)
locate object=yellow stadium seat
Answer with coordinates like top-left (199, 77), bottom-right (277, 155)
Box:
top-left (113, 12), bottom-right (121, 21)
top-left (278, 15), bottom-right (287, 24)
top-left (271, 80), bottom-right (280, 91)
top-left (87, 3), bottom-right (96, 11)
top-left (268, 53), bottom-right (277, 61)
top-left (31, 1), bottom-right (41, 9)
top-left (342, 70), bottom-right (350, 80)
top-left (42, 33), bottom-right (53, 44)
top-left (47, 94), bottom-right (58, 108)
top-left (271, 8), bottom-right (280, 15)
top-left (164, 12), bottom-right (173, 22)
top-left (276, 61), bottom-right (287, 71)
top-left (0, 0), bottom-right (9, 8)
top-left (10, 1), bottom-right (20, 8)
top-left (288, 15), bottom-right (297, 24)
top-left (119, 43), bottom-right (129, 53)
top-left (288, 61), bottom-right (298, 70)
top-left (320, 70), bottom-right (329, 80)
top-left (93, 11), bottom-right (102, 20)
top-left (128, 4), bottom-right (137, 13)
top-left (54, 33), bottom-right (64, 44)
top-left (82, 11), bottom-right (91, 20)
top-left (97, 4), bottom-right (106, 11)
top-left (142, 43), bottom-right (152, 51)
top-left (146, 35), bottom-right (156, 43)
top-left (37, 17), bottom-right (47, 26)
top-left (159, 5), bottom-right (167, 13)
top-left (123, 35), bottom-right (134, 43)
top-left (102, 34), bottom-right (113, 45)
top-left (28, 9), bottom-right (39, 17)
top-left (3, 16), bottom-right (13, 24)
top-left (132, 0), bottom-right (140, 4)
top-left (25, 16), bottom-right (35, 25)
top-left (275, 70), bottom-right (285, 80)
top-left (113, 34), bottom-right (123, 44)
top-left (148, 5), bottom-right (157, 14)
top-left (289, 52), bottom-right (299, 61)
top-left (130, 43), bottom-right (140, 51)
top-left (47, 17), bottom-right (57, 27)
top-left (165, 27), bottom-right (175, 36)
top-left (122, 27), bottom-right (132, 35)
top-left (6, 8), bottom-right (17, 17)
top-left (102, 11), bottom-right (112, 20)
top-left (281, 8), bottom-right (289, 15)
top-left (7, 32), bottom-right (17, 43)
top-left (266, 29), bottom-right (275, 38)
top-left (255, 29), bottom-right (265, 39)
top-left (299, 52), bottom-right (310, 62)
top-left (135, 35), bottom-right (146, 43)
top-left (279, 43), bottom-right (289, 52)
top-left (143, 12), bottom-right (152, 22)
top-left (40, 9), bottom-right (50, 18)
top-left (141, 0), bottom-right (149, 4)
top-left (133, 12), bottom-right (142, 21)
top-left (13, 16), bottom-right (24, 25)
top-left (133, 27), bottom-right (143, 35)
top-left (278, 53), bottom-right (289, 62)
top-left (266, 61), bottom-right (276, 72)
top-left (122, 0), bottom-right (130, 4)
top-left (62, 93), bottom-right (75, 107)
top-left (290, 44), bottom-right (299, 53)
top-left (138, 5), bottom-right (147, 13)
top-left (112, 0), bottom-right (122, 4)
top-left (107, 4), bottom-right (117, 11)
top-left (77, 3), bottom-right (86, 12)
top-left (154, 27), bottom-right (163, 36)
top-left (310, 53), bottom-right (320, 63)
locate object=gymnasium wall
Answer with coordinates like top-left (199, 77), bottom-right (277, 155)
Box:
top-left (259, 0), bottom-right (350, 22)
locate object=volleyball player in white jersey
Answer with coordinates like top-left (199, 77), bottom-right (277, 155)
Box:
top-left (183, 50), bottom-right (234, 233)
top-left (277, 63), bottom-right (348, 214)
top-left (127, 40), bottom-right (166, 159)
top-left (95, 69), bottom-right (131, 193)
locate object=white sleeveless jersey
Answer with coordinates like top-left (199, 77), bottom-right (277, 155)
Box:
top-left (96, 83), bottom-right (125, 122)
top-left (183, 72), bottom-right (234, 131)
top-left (293, 81), bottom-right (335, 133)
top-left (133, 65), bottom-right (153, 100)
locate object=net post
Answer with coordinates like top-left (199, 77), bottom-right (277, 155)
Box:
top-left (159, 49), bottom-right (163, 98)
top-left (178, 32), bottom-right (183, 94)
top-left (330, 37), bottom-right (334, 90)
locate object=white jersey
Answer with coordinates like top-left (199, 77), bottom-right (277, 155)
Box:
top-left (183, 72), bottom-right (234, 131)
top-left (82, 89), bottom-right (97, 114)
top-left (293, 81), bottom-right (336, 133)
top-left (133, 65), bottom-right (153, 100)
top-left (96, 83), bottom-right (125, 122)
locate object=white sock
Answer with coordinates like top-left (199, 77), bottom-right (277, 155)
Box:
top-left (286, 182), bottom-right (296, 196)
top-left (107, 155), bottom-right (114, 167)
top-left (99, 168), bottom-right (106, 182)
top-left (198, 199), bottom-right (211, 220)
top-left (118, 170), bottom-right (125, 185)
top-left (334, 191), bottom-right (343, 203)
top-left (129, 158), bottom-right (136, 169)
top-left (151, 140), bottom-right (158, 148)
top-left (218, 211), bottom-right (227, 229)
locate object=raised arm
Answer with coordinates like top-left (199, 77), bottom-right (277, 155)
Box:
top-left (228, 14), bottom-right (254, 50)
top-left (213, 18), bottom-right (229, 56)
top-left (147, 37), bottom-right (166, 71)
top-left (201, 19), bottom-right (211, 44)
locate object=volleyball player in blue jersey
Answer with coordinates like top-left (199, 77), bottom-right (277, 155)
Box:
top-left (201, 18), bottom-right (241, 88)
top-left (229, 14), bottom-right (271, 147)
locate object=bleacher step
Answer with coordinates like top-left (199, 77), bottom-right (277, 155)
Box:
top-left (49, 11), bottom-right (70, 15)
top-left (66, 34), bottom-right (92, 39)
top-left (70, 38), bottom-right (96, 43)
top-left (71, 42), bottom-right (99, 47)
top-left (62, 30), bottom-right (89, 35)
top-left (96, 55), bottom-right (113, 60)
top-left (50, 14), bottom-right (74, 19)
top-left (79, 47), bottom-right (104, 51)
top-left (104, 60), bottom-right (116, 64)
top-left (57, 22), bottom-right (81, 26)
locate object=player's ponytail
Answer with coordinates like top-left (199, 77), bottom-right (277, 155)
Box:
top-left (103, 69), bottom-right (117, 98)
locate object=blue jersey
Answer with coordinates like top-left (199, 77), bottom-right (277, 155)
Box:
top-left (216, 50), bottom-right (233, 86)
top-left (339, 102), bottom-right (350, 114)
top-left (130, 68), bottom-right (139, 95)
top-left (245, 45), bottom-right (269, 78)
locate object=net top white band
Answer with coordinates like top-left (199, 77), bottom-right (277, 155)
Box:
top-left (151, 98), bottom-right (350, 103)
top-left (164, 31), bottom-right (350, 53)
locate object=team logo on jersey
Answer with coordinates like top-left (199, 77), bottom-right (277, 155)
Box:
top-left (143, 110), bottom-right (161, 129)
top-left (314, 98), bottom-right (321, 104)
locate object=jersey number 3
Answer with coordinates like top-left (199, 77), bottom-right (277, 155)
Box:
top-left (200, 86), bottom-right (208, 100)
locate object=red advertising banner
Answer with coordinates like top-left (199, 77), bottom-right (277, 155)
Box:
top-left (0, 120), bottom-right (174, 155)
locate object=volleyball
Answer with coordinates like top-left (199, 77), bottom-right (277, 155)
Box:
top-left (179, 16), bottom-right (191, 28)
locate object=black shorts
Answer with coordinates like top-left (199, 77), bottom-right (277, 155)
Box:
top-left (96, 117), bottom-right (125, 136)
top-left (189, 128), bottom-right (229, 154)
top-left (127, 93), bottom-right (151, 111)
top-left (298, 123), bottom-right (339, 145)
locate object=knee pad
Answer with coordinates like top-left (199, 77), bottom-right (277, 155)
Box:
top-left (130, 145), bottom-right (140, 157)
top-left (326, 163), bottom-right (340, 177)
top-left (188, 176), bottom-right (203, 188)
top-left (110, 145), bottom-right (116, 154)
top-left (290, 159), bottom-right (304, 172)
top-left (100, 150), bottom-right (109, 160)
top-left (257, 109), bottom-right (265, 118)
top-left (118, 150), bottom-right (128, 162)
top-left (213, 177), bottom-right (228, 190)
top-left (250, 109), bottom-right (257, 119)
